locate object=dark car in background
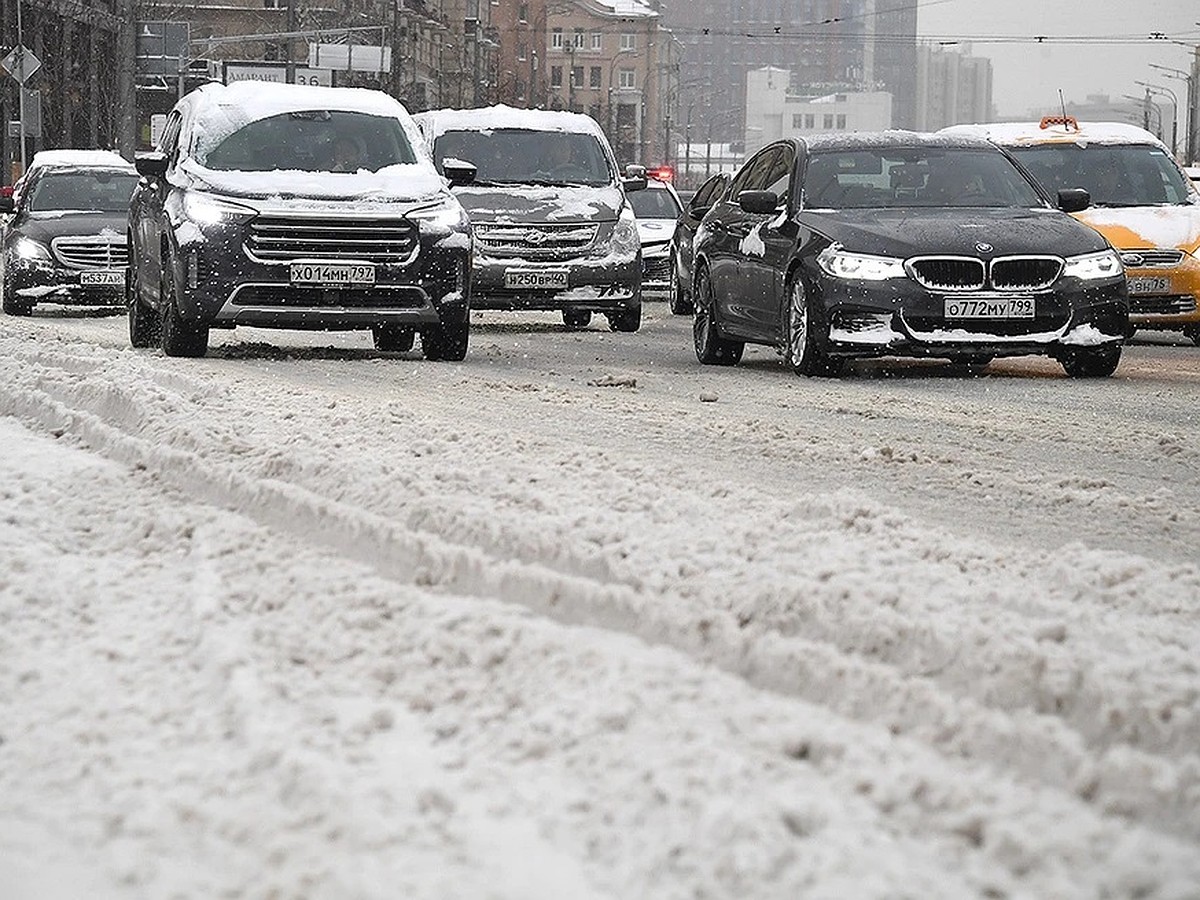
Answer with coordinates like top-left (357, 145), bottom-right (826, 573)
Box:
top-left (415, 105), bottom-right (645, 332)
top-left (691, 133), bottom-right (1129, 377)
top-left (127, 81), bottom-right (474, 358)
top-left (668, 172), bottom-right (729, 315)
top-left (1, 150), bottom-right (138, 316)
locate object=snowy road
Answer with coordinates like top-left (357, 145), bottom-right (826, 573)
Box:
top-left (1, 303), bottom-right (1199, 898)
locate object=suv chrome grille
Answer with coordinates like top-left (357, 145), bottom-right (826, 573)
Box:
top-left (907, 257), bottom-right (985, 291)
top-left (474, 223), bottom-right (598, 259)
top-left (247, 217), bottom-right (419, 264)
top-left (990, 256), bottom-right (1063, 291)
top-left (51, 237), bottom-right (128, 270)
top-left (1120, 249), bottom-right (1185, 268)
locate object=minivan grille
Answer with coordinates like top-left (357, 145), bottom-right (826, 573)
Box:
top-left (247, 217), bottom-right (419, 264)
top-left (51, 237), bottom-right (128, 270)
top-left (990, 256), bottom-right (1063, 291)
top-left (1120, 249), bottom-right (1185, 269)
top-left (907, 257), bottom-right (985, 291)
top-left (474, 223), bottom-right (598, 259)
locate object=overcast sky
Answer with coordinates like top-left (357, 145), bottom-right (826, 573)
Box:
top-left (916, 0), bottom-right (1198, 117)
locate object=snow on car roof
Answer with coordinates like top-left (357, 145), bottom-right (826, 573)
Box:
top-left (27, 149), bottom-right (133, 172)
top-left (942, 120), bottom-right (1168, 149)
top-left (416, 104), bottom-right (606, 139)
top-left (800, 130), bottom-right (996, 151)
top-left (591, 0), bottom-right (658, 15)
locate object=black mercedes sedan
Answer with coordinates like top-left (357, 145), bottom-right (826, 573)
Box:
top-left (690, 133), bottom-right (1129, 377)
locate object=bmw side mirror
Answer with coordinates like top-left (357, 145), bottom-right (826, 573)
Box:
top-left (134, 152), bottom-right (169, 179)
top-left (442, 158), bottom-right (476, 187)
top-left (623, 164), bottom-right (648, 192)
top-left (738, 190), bottom-right (779, 215)
top-left (1057, 188), bottom-right (1090, 213)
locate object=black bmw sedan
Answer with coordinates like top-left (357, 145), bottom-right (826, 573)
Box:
top-left (691, 133), bottom-right (1129, 377)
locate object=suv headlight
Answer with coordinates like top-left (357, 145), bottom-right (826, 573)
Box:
top-left (817, 245), bottom-right (905, 281)
top-left (610, 205), bottom-right (640, 260)
top-left (1063, 249), bottom-right (1122, 281)
top-left (13, 236), bottom-right (52, 263)
top-left (406, 199), bottom-right (469, 235)
top-left (181, 193), bottom-right (258, 226)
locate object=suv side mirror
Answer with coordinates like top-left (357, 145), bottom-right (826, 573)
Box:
top-left (623, 163), bottom-right (647, 192)
top-left (738, 190), bottom-right (779, 215)
top-left (441, 158), bottom-right (476, 187)
top-left (135, 152), bottom-right (169, 179)
top-left (1057, 188), bottom-right (1090, 213)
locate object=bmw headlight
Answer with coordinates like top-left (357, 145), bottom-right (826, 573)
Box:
top-left (1064, 249), bottom-right (1122, 281)
top-left (406, 199), bottom-right (469, 235)
top-left (610, 205), bottom-right (640, 260)
top-left (181, 193), bottom-right (257, 226)
top-left (817, 245), bottom-right (906, 281)
top-left (13, 236), bottom-right (52, 263)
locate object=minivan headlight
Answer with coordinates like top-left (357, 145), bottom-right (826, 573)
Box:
top-left (13, 236), bottom-right (52, 263)
top-left (817, 245), bottom-right (906, 281)
top-left (1064, 249), bottom-right (1122, 281)
top-left (610, 205), bottom-right (640, 259)
top-left (182, 193), bottom-right (257, 226)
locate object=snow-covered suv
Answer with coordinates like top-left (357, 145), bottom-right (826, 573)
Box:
top-left (128, 82), bottom-right (474, 358)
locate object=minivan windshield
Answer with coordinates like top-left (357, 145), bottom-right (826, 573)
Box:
top-left (1007, 143), bottom-right (1192, 207)
top-left (199, 110), bottom-right (418, 173)
top-left (432, 128), bottom-right (614, 187)
top-left (26, 170), bottom-right (139, 212)
top-left (803, 148), bottom-right (1045, 210)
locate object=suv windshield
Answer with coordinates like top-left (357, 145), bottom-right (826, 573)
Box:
top-left (432, 128), bottom-right (613, 187)
top-left (200, 110), bottom-right (418, 173)
top-left (26, 170), bottom-right (139, 212)
top-left (1007, 143), bottom-right (1192, 207)
top-left (804, 148), bottom-right (1044, 210)
top-left (630, 185), bottom-right (682, 219)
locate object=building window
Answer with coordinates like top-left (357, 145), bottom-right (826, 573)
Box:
top-left (551, 29), bottom-right (563, 50)
top-left (591, 33), bottom-right (602, 50)
top-left (620, 33), bottom-right (636, 51)
top-left (804, 114), bottom-right (814, 128)
top-left (823, 114), bottom-right (834, 129)
top-left (517, 41), bottom-right (527, 61)
top-left (518, 2), bottom-right (528, 23)
top-left (590, 66), bottom-right (602, 88)
top-left (836, 114), bottom-right (847, 129)
top-left (792, 114), bottom-right (804, 129)
top-left (573, 29), bottom-right (585, 49)
top-left (551, 65), bottom-right (563, 87)
top-left (572, 66), bottom-right (584, 88)
top-left (618, 68), bottom-right (636, 89)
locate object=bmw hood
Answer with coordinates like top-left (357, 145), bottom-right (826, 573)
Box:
top-left (14, 211), bottom-right (128, 245)
top-left (800, 207), bottom-right (1108, 259)
top-left (1074, 204), bottom-right (1200, 255)
top-left (451, 183), bottom-right (623, 225)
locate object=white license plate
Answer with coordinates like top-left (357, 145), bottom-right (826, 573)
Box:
top-left (1127, 276), bottom-right (1171, 295)
top-left (944, 297), bottom-right (1035, 319)
top-left (289, 262), bottom-right (376, 285)
top-left (504, 269), bottom-right (569, 289)
top-left (80, 270), bottom-right (123, 286)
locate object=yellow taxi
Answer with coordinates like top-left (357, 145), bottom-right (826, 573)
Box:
top-left (943, 117), bottom-right (1200, 344)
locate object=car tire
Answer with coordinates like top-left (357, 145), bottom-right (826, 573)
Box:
top-left (693, 268), bottom-right (743, 365)
top-left (607, 305), bottom-right (641, 333)
top-left (127, 265), bottom-right (161, 348)
top-left (563, 309), bottom-right (592, 329)
top-left (1, 269), bottom-right (33, 316)
top-left (422, 321), bottom-right (469, 361)
top-left (159, 265), bottom-right (209, 358)
top-left (1185, 326), bottom-right (1200, 347)
top-left (782, 276), bottom-right (838, 377)
top-left (668, 251), bottom-right (693, 315)
top-left (1059, 345), bottom-right (1121, 378)
top-left (372, 325), bottom-right (415, 352)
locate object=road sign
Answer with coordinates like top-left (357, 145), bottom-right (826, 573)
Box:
top-left (0, 46), bottom-right (42, 85)
top-left (136, 21), bottom-right (190, 76)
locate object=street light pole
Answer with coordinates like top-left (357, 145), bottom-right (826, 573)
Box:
top-left (1137, 80), bottom-right (1178, 155)
top-left (16, 0), bottom-right (27, 172)
top-left (1150, 62), bottom-right (1196, 164)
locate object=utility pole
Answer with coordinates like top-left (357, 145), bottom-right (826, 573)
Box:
top-left (16, 0), bottom-right (27, 172)
top-left (285, 0), bottom-right (297, 83)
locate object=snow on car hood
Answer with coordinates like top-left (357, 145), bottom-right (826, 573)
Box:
top-left (1075, 204), bottom-right (1200, 254)
top-left (635, 217), bottom-right (677, 245)
top-left (450, 183), bottom-right (622, 224)
top-left (799, 207), bottom-right (1107, 259)
top-left (177, 158), bottom-right (448, 206)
